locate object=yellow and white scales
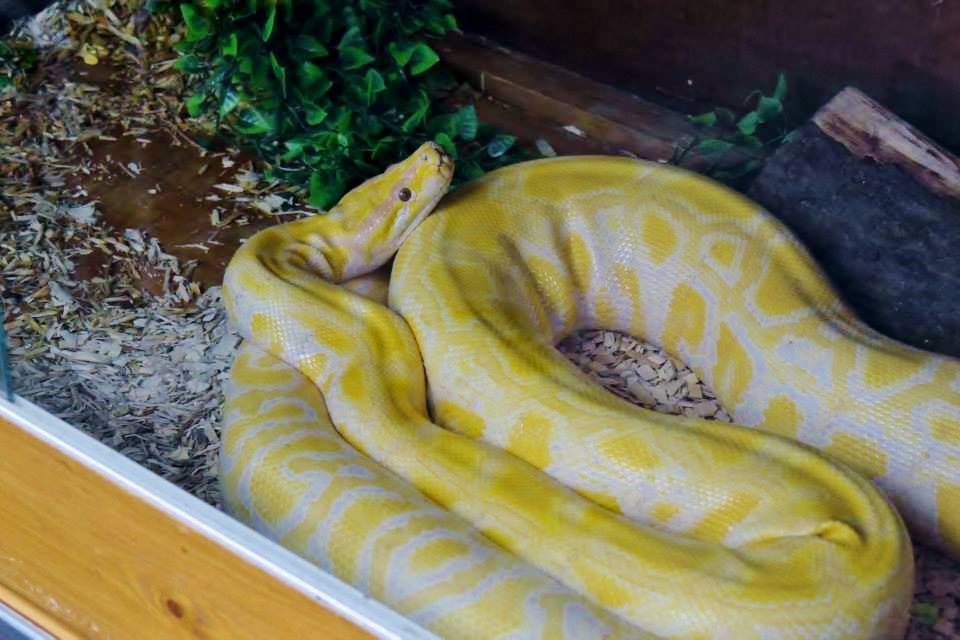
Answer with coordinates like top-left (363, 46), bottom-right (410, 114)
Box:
top-left (220, 143), bottom-right (960, 639)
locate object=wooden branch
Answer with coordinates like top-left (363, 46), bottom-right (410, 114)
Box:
top-left (813, 87), bottom-right (960, 200)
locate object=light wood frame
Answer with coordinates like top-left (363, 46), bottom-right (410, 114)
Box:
top-left (0, 395), bottom-right (435, 639)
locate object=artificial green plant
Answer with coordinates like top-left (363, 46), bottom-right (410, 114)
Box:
top-left (683, 72), bottom-right (797, 183)
top-left (175, 0), bottom-right (525, 207)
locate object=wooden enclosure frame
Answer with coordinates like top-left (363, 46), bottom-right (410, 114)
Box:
top-left (0, 395), bottom-right (436, 639)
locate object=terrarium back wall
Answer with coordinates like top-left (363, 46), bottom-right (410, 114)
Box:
top-left (457, 0), bottom-right (960, 150)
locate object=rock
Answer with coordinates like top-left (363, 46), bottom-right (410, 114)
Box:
top-left (748, 88), bottom-right (960, 357)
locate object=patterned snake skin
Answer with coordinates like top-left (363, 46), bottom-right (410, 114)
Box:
top-left (221, 143), bottom-right (960, 639)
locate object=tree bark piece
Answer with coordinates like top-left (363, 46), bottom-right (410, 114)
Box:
top-left (813, 88), bottom-right (960, 200)
top-left (748, 87), bottom-right (960, 357)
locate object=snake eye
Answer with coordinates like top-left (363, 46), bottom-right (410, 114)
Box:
top-left (398, 188), bottom-right (413, 202)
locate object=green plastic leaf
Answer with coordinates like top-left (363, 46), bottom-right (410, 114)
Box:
top-left (262, 4), bottom-right (276, 41)
top-left (336, 25), bottom-right (375, 69)
top-left (371, 135), bottom-right (398, 158)
top-left (174, 54), bottom-right (204, 73)
top-left (219, 88), bottom-right (240, 117)
top-left (309, 171), bottom-right (345, 209)
top-left (456, 105), bottom-right (478, 140)
top-left (737, 111), bottom-right (760, 136)
top-left (221, 32), bottom-right (238, 57)
top-left (235, 107), bottom-right (275, 135)
top-left (756, 96), bottom-right (782, 123)
top-left (356, 114), bottom-right (384, 137)
top-left (420, 67), bottom-right (457, 93)
top-left (340, 46), bottom-right (375, 70)
top-left (388, 41), bottom-right (416, 67)
top-left (364, 68), bottom-right (386, 105)
top-left (738, 134), bottom-right (764, 149)
top-left (180, 4), bottom-right (211, 41)
top-left (434, 132), bottom-right (457, 157)
top-left (402, 90), bottom-right (431, 132)
top-left (236, 51), bottom-right (254, 74)
top-left (282, 137), bottom-right (308, 161)
top-left (459, 159), bottom-right (485, 180)
top-left (690, 111), bottom-right (717, 127)
top-left (299, 61), bottom-right (326, 85)
top-left (315, 77), bottom-right (334, 96)
top-left (486, 133), bottom-right (516, 158)
top-left (291, 35), bottom-right (329, 58)
top-left (715, 107), bottom-right (737, 125)
top-left (713, 158), bottom-right (765, 182)
top-left (333, 107), bottom-right (353, 133)
top-left (426, 113), bottom-right (457, 138)
top-left (773, 72), bottom-right (788, 102)
top-left (269, 52), bottom-right (286, 97)
top-left (782, 129), bottom-right (801, 145)
top-left (185, 92), bottom-right (206, 117)
top-left (337, 25), bottom-right (365, 51)
top-left (696, 139), bottom-right (735, 156)
top-left (408, 42), bottom-right (439, 75)
top-left (912, 601), bottom-right (939, 626)
top-left (305, 103), bottom-right (328, 126)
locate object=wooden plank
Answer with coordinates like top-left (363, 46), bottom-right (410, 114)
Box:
top-left (0, 397), bottom-right (431, 640)
top-left (455, 91), bottom-right (622, 157)
top-left (437, 34), bottom-right (749, 170)
top-left (747, 87), bottom-right (960, 357)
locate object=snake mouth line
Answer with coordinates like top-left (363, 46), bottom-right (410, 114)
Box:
top-left (438, 155), bottom-right (454, 179)
top-left (426, 141), bottom-right (454, 178)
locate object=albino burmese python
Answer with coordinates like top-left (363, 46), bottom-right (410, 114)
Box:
top-left (221, 142), bottom-right (960, 639)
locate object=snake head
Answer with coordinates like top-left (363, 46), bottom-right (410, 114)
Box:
top-left (392, 140), bottom-right (455, 204)
top-left (336, 141), bottom-right (454, 244)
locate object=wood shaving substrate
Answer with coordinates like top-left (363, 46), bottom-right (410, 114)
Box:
top-left (0, 0), bottom-right (290, 505)
top-left (1, 209), bottom-right (235, 505)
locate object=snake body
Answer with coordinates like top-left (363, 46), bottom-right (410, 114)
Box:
top-left (222, 143), bottom-right (960, 638)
